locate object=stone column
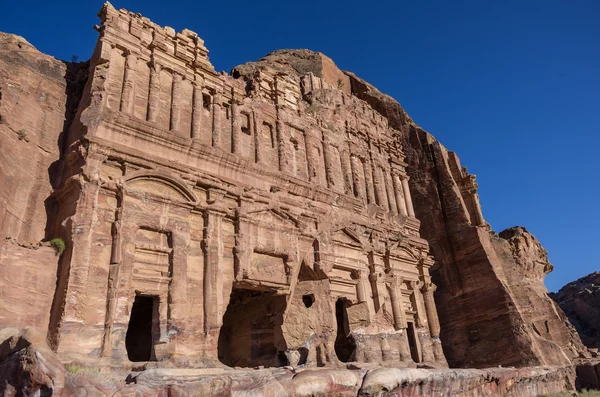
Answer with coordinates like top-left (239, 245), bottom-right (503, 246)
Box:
top-left (421, 282), bottom-right (441, 338)
top-left (191, 74), bottom-right (204, 139)
top-left (231, 98), bottom-right (240, 154)
top-left (387, 275), bottom-right (407, 331)
top-left (276, 118), bottom-right (288, 172)
top-left (147, 61), bottom-right (161, 122)
top-left (158, 293), bottom-right (169, 343)
top-left (322, 139), bottom-right (334, 188)
top-left (409, 281), bottom-right (426, 327)
top-left (374, 166), bottom-right (389, 209)
top-left (401, 176), bottom-right (415, 218)
top-left (234, 213), bottom-right (251, 280)
top-left (253, 113), bottom-right (261, 164)
top-left (168, 230), bottom-right (189, 335)
top-left (341, 148), bottom-right (353, 195)
top-left (202, 210), bottom-right (224, 334)
top-left (351, 266), bottom-right (368, 296)
top-left (120, 52), bottom-right (137, 114)
top-left (384, 171), bottom-right (397, 215)
top-left (212, 91), bottom-right (222, 147)
top-left (350, 155), bottom-right (364, 201)
top-left (170, 73), bottom-right (182, 132)
top-left (392, 173), bottom-right (408, 216)
top-left (304, 131), bottom-right (316, 182)
top-left (363, 159), bottom-right (376, 205)
top-left (101, 200), bottom-right (123, 357)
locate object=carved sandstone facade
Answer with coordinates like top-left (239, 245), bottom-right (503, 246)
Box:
top-left (44, 3), bottom-right (446, 368)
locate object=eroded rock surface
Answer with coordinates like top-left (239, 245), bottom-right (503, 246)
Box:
top-left (553, 272), bottom-right (600, 349)
top-left (0, 330), bottom-right (578, 397)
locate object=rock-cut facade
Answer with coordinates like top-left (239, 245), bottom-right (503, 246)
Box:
top-left (41, 3), bottom-right (447, 368)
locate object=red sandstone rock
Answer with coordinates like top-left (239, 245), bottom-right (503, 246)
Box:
top-left (552, 272), bottom-right (600, 350)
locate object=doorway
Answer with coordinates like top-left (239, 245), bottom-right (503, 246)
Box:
top-left (218, 288), bottom-right (287, 367)
top-left (125, 295), bottom-right (157, 362)
top-left (334, 298), bottom-right (355, 362)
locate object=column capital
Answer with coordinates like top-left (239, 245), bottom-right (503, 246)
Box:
top-left (125, 51), bottom-right (137, 61)
top-left (172, 71), bottom-right (183, 82)
top-left (386, 272), bottom-right (404, 287)
top-left (421, 282), bottom-right (437, 294)
top-left (409, 280), bottom-right (420, 290)
top-left (351, 268), bottom-right (369, 280)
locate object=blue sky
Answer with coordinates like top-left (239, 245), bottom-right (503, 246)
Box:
top-left (2, 1), bottom-right (598, 291)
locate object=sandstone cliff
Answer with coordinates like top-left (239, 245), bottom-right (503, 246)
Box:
top-left (553, 272), bottom-right (600, 350)
top-left (0, 32), bottom-right (87, 335)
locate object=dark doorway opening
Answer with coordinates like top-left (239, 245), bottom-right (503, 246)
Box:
top-left (407, 322), bottom-right (420, 363)
top-left (218, 288), bottom-right (287, 367)
top-left (125, 295), bottom-right (157, 362)
top-left (334, 298), bottom-right (355, 362)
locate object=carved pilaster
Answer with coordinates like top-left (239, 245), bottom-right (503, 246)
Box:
top-left (409, 280), bottom-right (426, 327)
top-left (351, 269), bottom-right (369, 301)
top-left (253, 113), bottom-right (261, 164)
top-left (212, 91), bottom-right (222, 147)
top-left (120, 52), bottom-right (137, 114)
top-left (401, 176), bottom-right (415, 218)
top-left (322, 139), bottom-right (335, 188)
top-left (387, 274), bottom-right (407, 331)
top-left (341, 148), bottom-right (353, 195)
top-left (231, 97), bottom-right (240, 154)
top-left (384, 170), bottom-right (397, 215)
top-left (276, 118), bottom-right (288, 172)
top-left (350, 155), bottom-right (365, 201)
top-left (234, 214), bottom-right (251, 280)
top-left (421, 282), bottom-right (441, 338)
top-left (304, 131), bottom-right (316, 182)
top-left (392, 173), bottom-right (408, 216)
top-left (191, 74), bottom-right (204, 139)
top-left (202, 210), bottom-right (224, 334)
top-left (373, 165), bottom-right (388, 209)
top-left (363, 158), bottom-right (376, 205)
top-left (170, 72), bottom-right (183, 132)
top-left (101, 189), bottom-right (123, 357)
top-left (147, 60), bottom-right (161, 122)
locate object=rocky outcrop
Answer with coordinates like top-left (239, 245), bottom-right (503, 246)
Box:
top-left (0, 32), bottom-right (86, 244)
top-left (0, 329), bottom-right (577, 396)
top-left (0, 33), bottom-right (88, 344)
top-left (552, 272), bottom-right (600, 349)
top-left (0, 240), bottom-right (59, 334)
